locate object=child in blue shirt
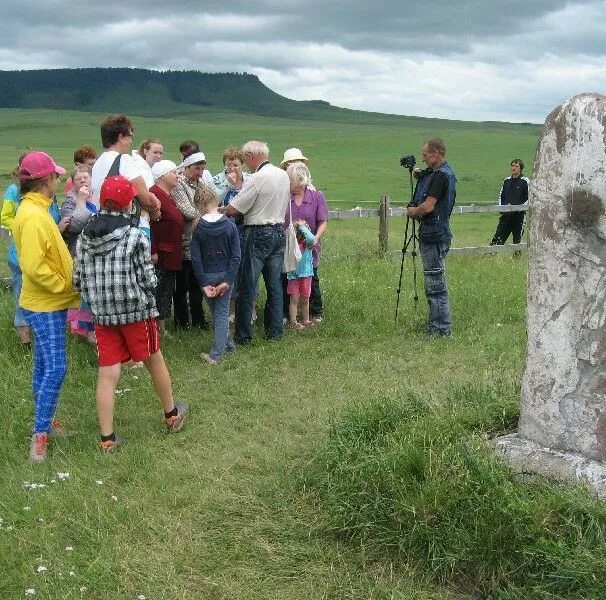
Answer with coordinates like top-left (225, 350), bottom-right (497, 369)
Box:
top-left (286, 220), bottom-right (315, 329)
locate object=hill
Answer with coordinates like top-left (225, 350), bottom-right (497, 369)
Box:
top-left (0, 68), bottom-right (383, 123)
top-left (0, 68), bottom-right (539, 128)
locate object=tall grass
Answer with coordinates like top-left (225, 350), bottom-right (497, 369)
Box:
top-left (304, 383), bottom-right (606, 598)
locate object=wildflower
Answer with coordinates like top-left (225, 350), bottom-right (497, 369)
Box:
top-left (57, 472), bottom-right (70, 481)
top-left (65, 546), bottom-right (74, 552)
top-left (24, 589), bottom-right (36, 596)
top-left (36, 566), bottom-right (47, 573)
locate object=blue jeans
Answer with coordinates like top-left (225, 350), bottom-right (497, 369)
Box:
top-left (8, 259), bottom-right (27, 327)
top-left (22, 309), bottom-right (68, 434)
top-left (206, 290), bottom-right (235, 360)
top-left (419, 239), bottom-right (451, 335)
top-left (235, 225), bottom-right (285, 343)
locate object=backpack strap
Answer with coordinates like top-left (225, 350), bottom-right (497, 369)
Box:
top-left (106, 153), bottom-right (122, 178)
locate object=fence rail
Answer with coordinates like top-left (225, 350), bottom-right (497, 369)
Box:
top-left (327, 202), bottom-right (528, 220)
top-left (328, 197), bottom-right (529, 256)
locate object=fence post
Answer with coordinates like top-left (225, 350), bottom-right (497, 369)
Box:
top-left (378, 195), bottom-right (390, 255)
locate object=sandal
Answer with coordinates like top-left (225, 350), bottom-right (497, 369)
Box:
top-left (291, 322), bottom-right (305, 330)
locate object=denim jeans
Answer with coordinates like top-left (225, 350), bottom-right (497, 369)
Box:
top-left (8, 260), bottom-right (27, 327)
top-left (206, 290), bottom-right (234, 360)
top-left (235, 225), bottom-right (285, 343)
top-left (419, 239), bottom-right (451, 335)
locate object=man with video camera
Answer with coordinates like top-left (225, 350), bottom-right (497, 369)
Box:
top-left (405, 138), bottom-right (457, 338)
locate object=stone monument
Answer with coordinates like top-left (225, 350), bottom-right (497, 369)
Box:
top-left (495, 93), bottom-right (606, 496)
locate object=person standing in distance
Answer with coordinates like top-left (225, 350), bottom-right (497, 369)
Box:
top-left (405, 138), bottom-right (457, 338)
top-left (224, 141), bottom-right (290, 343)
top-left (490, 159), bottom-right (529, 246)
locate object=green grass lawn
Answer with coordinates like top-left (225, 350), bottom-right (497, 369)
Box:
top-left (0, 216), bottom-right (529, 599)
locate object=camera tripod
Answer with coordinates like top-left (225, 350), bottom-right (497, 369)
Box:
top-left (394, 169), bottom-right (420, 323)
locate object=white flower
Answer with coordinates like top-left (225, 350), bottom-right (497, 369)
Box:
top-left (132, 375), bottom-right (139, 380)
top-left (80, 586), bottom-right (87, 593)
top-left (23, 507), bottom-right (31, 511)
top-left (95, 480), bottom-right (103, 485)
top-left (65, 546), bottom-right (74, 552)
top-left (38, 518), bottom-right (44, 523)
top-left (36, 566), bottom-right (47, 573)
top-left (24, 589), bottom-right (36, 596)
top-left (110, 495), bottom-right (118, 501)
top-left (57, 472), bottom-right (70, 480)
top-left (69, 571), bottom-right (75, 577)
top-left (22, 483), bottom-right (47, 490)
top-left (138, 595), bottom-right (146, 599)
top-left (50, 480), bottom-right (56, 484)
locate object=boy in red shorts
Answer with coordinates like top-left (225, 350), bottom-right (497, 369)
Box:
top-left (74, 175), bottom-right (187, 452)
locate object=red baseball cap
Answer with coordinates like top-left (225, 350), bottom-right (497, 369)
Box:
top-left (19, 151), bottom-right (66, 180)
top-left (100, 175), bottom-right (137, 210)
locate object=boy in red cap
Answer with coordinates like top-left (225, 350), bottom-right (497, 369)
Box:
top-left (74, 175), bottom-right (187, 452)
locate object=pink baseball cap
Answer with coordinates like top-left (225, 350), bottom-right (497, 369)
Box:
top-left (19, 151), bottom-right (66, 180)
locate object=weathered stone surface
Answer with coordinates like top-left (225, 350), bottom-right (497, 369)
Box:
top-left (519, 93), bottom-right (606, 462)
top-left (494, 434), bottom-right (606, 498)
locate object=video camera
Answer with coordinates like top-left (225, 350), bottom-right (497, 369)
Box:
top-left (399, 154), bottom-right (416, 172)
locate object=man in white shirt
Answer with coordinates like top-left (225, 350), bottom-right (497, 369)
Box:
top-left (224, 140), bottom-right (290, 343)
top-left (91, 114), bottom-right (160, 239)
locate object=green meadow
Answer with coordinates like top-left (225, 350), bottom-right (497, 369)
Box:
top-left (7, 107), bottom-right (602, 600)
top-left (0, 107), bottom-right (540, 208)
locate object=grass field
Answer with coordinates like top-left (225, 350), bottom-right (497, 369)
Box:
top-left (0, 107), bottom-right (558, 598)
top-left (0, 107), bottom-right (540, 208)
top-left (0, 217), bottom-right (531, 599)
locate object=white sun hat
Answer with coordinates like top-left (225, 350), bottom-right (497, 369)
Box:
top-left (280, 147), bottom-right (308, 167)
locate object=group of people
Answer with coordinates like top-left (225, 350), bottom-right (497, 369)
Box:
top-left (2, 113), bottom-right (330, 462)
top-left (3, 115), bottom-right (525, 463)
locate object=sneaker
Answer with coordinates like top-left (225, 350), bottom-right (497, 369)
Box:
top-left (165, 401), bottom-right (188, 432)
top-left (312, 316), bottom-right (323, 324)
top-left (201, 353), bottom-right (218, 365)
top-left (29, 433), bottom-right (49, 464)
top-left (50, 418), bottom-right (77, 438)
top-left (98, 435), bottom-right (124, 454)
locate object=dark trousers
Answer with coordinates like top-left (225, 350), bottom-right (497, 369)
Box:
top-left (173, 259), bottom-right (207, 329)
top-left (490, 212), bottom-right (525, 245)
top-left (282, 267), bottom-right (323, 318)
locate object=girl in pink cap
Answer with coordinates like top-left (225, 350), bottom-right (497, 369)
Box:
top-left (12, 151), bottom-right (80, 463)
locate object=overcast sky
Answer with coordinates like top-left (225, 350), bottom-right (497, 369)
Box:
top-left (2, 0), bottom-right (605, 123)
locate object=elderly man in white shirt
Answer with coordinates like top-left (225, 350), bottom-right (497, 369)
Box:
top-left (224, 140), bottom-right (290, 343)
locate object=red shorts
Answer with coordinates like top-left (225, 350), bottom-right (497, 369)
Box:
top-left (95, 318), bottom-right (160, 367)
top-left (287, 276), bottom-right (312, 298)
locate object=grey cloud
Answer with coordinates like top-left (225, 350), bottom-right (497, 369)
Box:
top-left (0, 0), bottom-right (606, 122)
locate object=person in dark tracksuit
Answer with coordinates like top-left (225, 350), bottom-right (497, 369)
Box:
top-left (490, 159), bottom-right (529, 245)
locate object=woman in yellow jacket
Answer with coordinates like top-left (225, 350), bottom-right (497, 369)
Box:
top-left (12, 151), bottom-right (80, 463)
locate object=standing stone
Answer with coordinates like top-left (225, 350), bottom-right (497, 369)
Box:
top-left (495, 93), bottom-right (606, 496)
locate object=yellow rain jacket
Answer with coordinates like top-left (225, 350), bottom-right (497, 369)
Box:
top-left (12, 191), bottom-right (80, 311)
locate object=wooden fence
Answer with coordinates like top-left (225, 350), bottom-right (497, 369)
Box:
top-left (328, 197), bottom-right (529, 257)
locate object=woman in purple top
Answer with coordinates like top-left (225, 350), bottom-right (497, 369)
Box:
top-left (284, 161), bottom-right (328, 321)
